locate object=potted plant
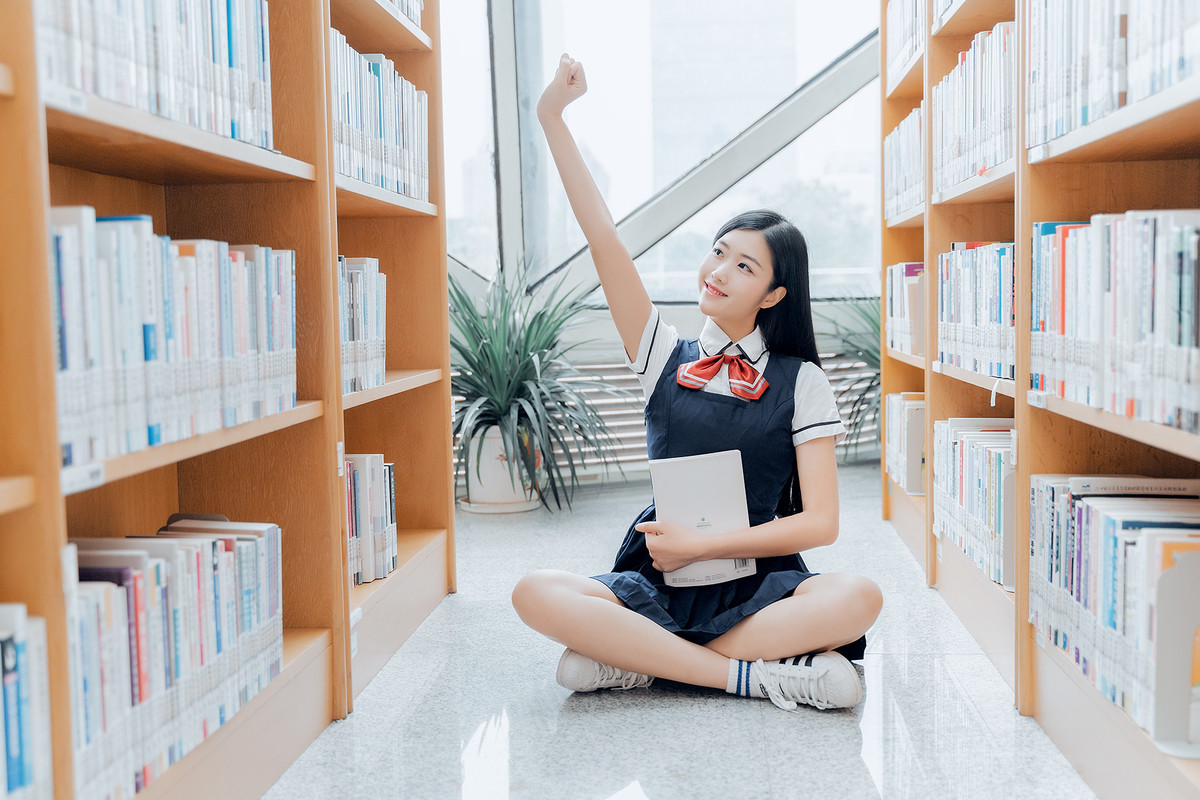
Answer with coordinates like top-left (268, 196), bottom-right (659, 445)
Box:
top-left (449, 262), bottom-right (622, 512)
top-left (815, 296), bottom-right (882, 463)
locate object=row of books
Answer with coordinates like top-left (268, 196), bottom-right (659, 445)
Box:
top-left (0, 606), bottom-right (52, 800)
top-left (344, 455), bottom-right (400, 587)
top-left (931, 22), bottom-right (1016, 194)
top-left (1030, 211), bottom-right (1200, 432)
top-left (1026, 0), bottom-right (1200, 148)
top-left (937, 242), bottom-right (1016, 380)
top-left (885, 0), bottom-right (924, 83)
top-left (64, 518), bottom-right (283, 800)
top-left (337, 256), bottom-right (388, 396)
top-left (330, 28), bottom-right (430, 202)
top-left (932, 418), bottom-right (1016, 588)
top-left (885, 392), bottom-right (926, 495)
top-left (388, 0), bottom-right (424, 27)
top-left (884, 261), bottom-right (926, 357)
top-left (883, 104), bottom-right (923, 220)
top-left (49, 206), bottom-right (298, 477)
top-left (37, 0), bottom-right (275, 149)
top-left (1028, 475), bottom-right (1200, 734)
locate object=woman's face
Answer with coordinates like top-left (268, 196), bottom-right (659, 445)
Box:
top-left (697, 228), bottom-right (786, 327)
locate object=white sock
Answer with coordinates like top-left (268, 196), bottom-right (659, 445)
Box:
top-left (726, 659), bottom-right (766, 698)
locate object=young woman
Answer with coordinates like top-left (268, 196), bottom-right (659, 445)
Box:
top-left (511, 55), bottom-right (883, 711)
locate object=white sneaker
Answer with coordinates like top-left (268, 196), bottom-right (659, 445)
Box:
top-left (749, 652), bottom-right (863, 710)
top-left (556, 648), bottom-right (655, 692)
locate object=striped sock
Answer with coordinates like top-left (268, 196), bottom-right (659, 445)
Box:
top-left (726, 659), bottom-right (758, 698)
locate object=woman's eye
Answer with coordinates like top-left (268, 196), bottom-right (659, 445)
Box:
top-left (739, 262), bottom-right (751, 271)
top-left (713, 247), bottom-right (723, 256)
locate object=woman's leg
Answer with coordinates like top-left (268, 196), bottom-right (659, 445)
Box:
top-left (511, 569), bottom-right (729, 689)
top-left (705, 573), bottom-right (883, 661)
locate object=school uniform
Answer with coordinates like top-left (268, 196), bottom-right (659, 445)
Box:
top-left (592, 310), bottom-right (867, 661)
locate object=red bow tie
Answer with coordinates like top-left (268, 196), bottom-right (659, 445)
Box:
top-left (676, 353), bottom-right (769, 400)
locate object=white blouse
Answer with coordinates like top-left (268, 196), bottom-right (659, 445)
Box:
top-left (625, 309), bottom-right (847, 447)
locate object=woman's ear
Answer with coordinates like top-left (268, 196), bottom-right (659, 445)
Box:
top-left (760, 285), bottom-right (787, 309)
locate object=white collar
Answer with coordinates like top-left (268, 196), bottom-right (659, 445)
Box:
top-left (698, 319), bottom-right (768, 365)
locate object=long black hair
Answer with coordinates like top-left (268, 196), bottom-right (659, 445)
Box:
top-left (713, 210), bottom-right (821, 368)
top-left (713, 210), bottom-right (821, 518)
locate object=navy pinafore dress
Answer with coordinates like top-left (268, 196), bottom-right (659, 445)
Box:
top-left (593, 338), bottom-right (867, 661)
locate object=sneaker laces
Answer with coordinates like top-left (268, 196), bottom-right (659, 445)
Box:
top-left (754, 658), bottom-right (833, 711)
top-left (595, 662), bottom-right (649, 690)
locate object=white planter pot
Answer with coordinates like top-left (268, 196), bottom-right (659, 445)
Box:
top-left (459, 428), bottom-right (541, 513)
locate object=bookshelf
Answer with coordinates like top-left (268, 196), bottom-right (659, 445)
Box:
top-left (2, 0), bottom-right (453, 797)
top-left (880, 1), bottom-right (1200, 797)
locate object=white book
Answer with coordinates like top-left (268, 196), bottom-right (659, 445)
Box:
top-left (648, 449), bottom-right (755, 588)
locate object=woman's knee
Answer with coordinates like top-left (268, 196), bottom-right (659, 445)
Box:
top-left (846, 574), bottom-right (884, 622)
top-left (511, 569), bottom-right (562, 619)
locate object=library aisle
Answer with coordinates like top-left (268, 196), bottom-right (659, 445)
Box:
top-left (263, 464), bottom-right (1095, 799)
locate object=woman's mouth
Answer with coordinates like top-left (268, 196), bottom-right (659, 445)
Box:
top-left (704, 282), bottom-right (726, 298)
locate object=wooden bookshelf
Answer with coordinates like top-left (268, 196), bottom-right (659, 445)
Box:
top-left (0, 477), bottom-right (35, 516)
top-left (43, 96), bottom-right (316, 184)
top-left (886, 48), bottom-right (924, 100)
top-left (885, 202), bottom-right (925, 228)
top-left (343, 369), bottom-right (443, 409)
top-left (885, 477), bottom-right (927, 567)
top-left (932, 361), bottom-right (1016, 398)
top-left (881, 1), bottom-right (1200, 796)
top-left (2, 0), bottom-right (453, 796)
top-left (931, 0), bottom-right (1013, 37)
top-left (886, 347), bottom-right (925, 370)
top-left (930, 157), bottom-right (1015, 204)
top-left (936, 536), bottom-right (1016, 688)
top-left (348, 529), bottom-right (446, 695)
top-left (335, 174), bottom-right (439, 218)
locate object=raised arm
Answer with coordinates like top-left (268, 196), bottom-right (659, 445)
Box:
top-left (537, 54), bottom-right (653, 359)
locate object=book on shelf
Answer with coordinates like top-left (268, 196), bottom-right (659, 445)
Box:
top-left (932, 418), bottom-right (1016, 587)
top-left (1031, 211), bottom-right (1200, 431)
top-left (938, 241), bottom-right (1015, 380)
top-left (36, 0), bottom-right (275, 149)
top-left (0, 603), bottom-right (52, 800)
top-left (49, 207), bottom-right (299, 482)
top-left (885, 261), bottom-right (925, 357)
top-left (345, 454), bottom-right (399, 585)
top-left (883, 105), bottom-right (923, 220)
top-left (64, 516), bottom-right (283, 797)
top-left (931, 21), bottom-right (1016, 194)
top-left (648, 449), bottom-right (755, 588)
top-left (329, 28), bottom-right (429, 201)
top-left (338, 256), bottom-right (388, 396)
top-left (885, 0), bottom-right (924, 81)
top-left (885, 393), bottom-right (925, 495)
top-left (1029, 475), bottom-right (1200, 736)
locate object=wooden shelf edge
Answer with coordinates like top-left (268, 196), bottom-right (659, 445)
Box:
top-left (0, 476), bottom-right (35, 516)
top-left (931, 158), bottom-right (1016, 204)
top-left (136, 628), bottom-right (333, 800)
top-left (931, 0), bottom-right (1015, 37)
top-left (1028, 75), bottom-right (1200, 164)
top-left (885, 476), bottom-right (928, 569)
top-left (343, 369), bottom-right (442, 410)
top-left (0, 63), bottom-right (13, 97)
top-left (886, 203), bottom-right (926, 228)
top-left (934, 361), bottom-right (1016, 397)
top-left (886, 347), bottom-right (926, 370)
top-left (885, 49), bottom-right (924, 100)
top-left (335, 174), bottom-right (438, 217)
top-left (1034, 642), bottom-right (1200, 799)
top-left (43, 93), bottom-right (315, 183)
top-left (64, 402), bottom-right (324, 494)
top-left (936, 537), bottom-right (1016, 688)
top-left (349, 528), bottom-right (445, 614)
top-left (1040, 395), bottom-right (1200, 461)
top-left (330, 0), bottom-right (433, 53)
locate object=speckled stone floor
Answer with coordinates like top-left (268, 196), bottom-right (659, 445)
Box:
top-left (263, 462), bottom-right (1097, 800)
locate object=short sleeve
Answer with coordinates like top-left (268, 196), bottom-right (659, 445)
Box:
top-left (791, 361), bottom-right (847, 447)
top-left (624, 306), bottom-right (679, 401)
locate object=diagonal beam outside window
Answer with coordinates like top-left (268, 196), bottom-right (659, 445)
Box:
top-left (529, 29), bottom-right (880, 298)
